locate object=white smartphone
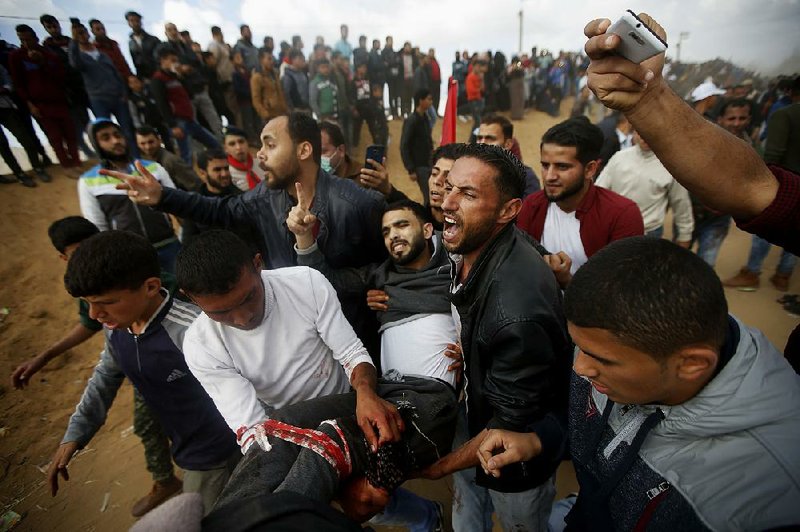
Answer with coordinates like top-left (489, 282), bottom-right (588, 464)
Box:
top-left (607, 10), bottom-right (667, 63)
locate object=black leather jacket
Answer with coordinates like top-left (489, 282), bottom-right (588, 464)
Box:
top-left (451, 224), bottom-right (572, 492)
top-left (128, 31), bottom-right (161, 79)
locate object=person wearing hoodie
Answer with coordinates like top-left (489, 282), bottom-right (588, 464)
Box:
top-left (309, 58), bottom-right (338, 122)
top-left (478, 237), bottom-right (800, 531)
top-left (77, 118), bottom-right (181, 274)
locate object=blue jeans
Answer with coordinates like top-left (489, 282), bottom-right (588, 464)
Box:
top-left (694, 216), bottom-right (731, 267)
top-left (175, 118), bottom-right (223, 164)
top-left (369, 487), bottom-right (440, 532)
top-left (90, 97), bottom-right (138, 158)
top-left (451, 404), bottom-right (556, 531)
top-left (645, 226), bottom-right (664, 239)
top-left (746, 235), bottom-right (797, 275)
top-left (548, 495), bottom-right (577, 532)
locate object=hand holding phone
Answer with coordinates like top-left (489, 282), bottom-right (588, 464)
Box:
top-left (364, 145), bottom-right (385, 171)
top-left (607, 10), bottom-right (667, 63)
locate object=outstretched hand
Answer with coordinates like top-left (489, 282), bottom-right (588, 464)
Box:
top-left (108, 160), bottom-right (163, 206)
top-left (584, 14), bottom-right (667, 113)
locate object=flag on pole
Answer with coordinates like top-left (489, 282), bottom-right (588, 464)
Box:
top-left (440, 77), bottom-right (458, 146)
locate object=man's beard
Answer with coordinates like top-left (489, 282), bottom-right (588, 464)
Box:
top-left (392, 234), bottom-right (429, 266)
top-left (98, 145), bottom-right (130, 164)
top-left (546, 178), bottom-right (585, 203)
top-left (262, 157), bottom-right (301, 190)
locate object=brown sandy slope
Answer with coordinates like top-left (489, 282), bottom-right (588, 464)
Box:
top-left (0, 100), bottom-right (796, 531)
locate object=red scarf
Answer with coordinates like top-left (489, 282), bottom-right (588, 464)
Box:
top-left (228, 153), bottom-right (261, 189)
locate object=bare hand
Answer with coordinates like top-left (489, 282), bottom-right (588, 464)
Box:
top-left (286, 182), bottom-right (318, 244)
top-left (359, 157), bottom-right (392, 196)
top-left (584, 14), bottom-right (667, 113)
top-left (366, 289), bottom-right (389, 312)
top-left (443, 342), bottom-right (463, 384)
top-left (11, 355), bottom-right (47, 389)
top-left (47, 441), bottom-right (79, 496)
top-left (355, 391), bottom-right (404, 452)
top-left (477, 430), bottom-right (541, 478)
top-left (543, 251), bottom-right (573, 289)
top-left (337, 476), bottom-right (391, 522)
top-left (171, 126), bottom-right (185, 140)
top-left (107, 160), bottom-right (163, 206)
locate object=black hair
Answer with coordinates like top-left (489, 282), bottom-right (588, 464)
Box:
top-left (289, 49), bottom-right (304, 61)
top-left (540, 116), bottom-right (604, 166)
top-left (223, 126), bottom-right (247, 140)
top-left (319, 120), bottom-right (345, 148)
top-left (180, 30), bottom-right (190, 37)
top-left (176, 229), bottom-right (256, 296)
top-left (240, 24), bottom-right (250, 32)
top-left (413, 88), bottom-right (431, 107)
top-left (135, 125), bottom-right (159, 137)
top-left (286, 112), bottom-right (321, 166)
top-left (258, 48), bottom-right (274, 59)
top-left (211, 26), bottom-right (222, 35)
top-left (315, 57), bottom-right (330, 66)
top-left (88, 18), bottom-right (101, 28)
top-left (454, 143), bottom-right (526, 200)
top-left (384, 199), bottom-right (433, 225)
top-left (16, 24), bottom-right (35, 35)
top-left (64, 231), bottom-right (160, 297)
top-left (431, 142), bottom-right (465, 167)
top-left (564, 237), bottom-right (728, 359)
top-left (48, 216), bottom-right (99, 254)
top-left (718, 98), bottom-right (752, 117)
top-left (196, 149), bottom-right (228, 171)
top-left (156, 44), bottom-right (179, 61)
top-left (124, 11), bottom-right (142, 20)
top-left (481, 113), bottom-right (513, 140)
top-left (39, 14), bottom-right (57, 25)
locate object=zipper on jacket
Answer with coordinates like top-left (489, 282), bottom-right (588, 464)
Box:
top-left (134, 334), bottom-right (142, 373)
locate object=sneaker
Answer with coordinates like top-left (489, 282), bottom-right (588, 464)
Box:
top-left (131, 475), bottom-right (182, 517)
top-left (770, 272), bottom-right (791, 292)
top-left (34, 168), bottom-right (52, 183)
top-left (15, 172), bottom-right (36, 188)
top-left (722, 267), bottom-right (759, 291)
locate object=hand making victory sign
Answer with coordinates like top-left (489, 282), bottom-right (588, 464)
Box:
top-left (103, 160), bottom-right (164, 206)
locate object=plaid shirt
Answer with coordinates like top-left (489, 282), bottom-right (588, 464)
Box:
top-left (736, 165), bottom-right (800, 256)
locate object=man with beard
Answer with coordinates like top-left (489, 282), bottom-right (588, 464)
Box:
top-left (517, 117), bottom-right (643, 274)
top-left (78, 118), bottom-right (181, 273)
top-left (417, 143), bottom-right (573, 531)
top-left (106, 112), bottom-right (386, 356)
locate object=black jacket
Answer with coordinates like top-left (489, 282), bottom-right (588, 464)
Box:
top-left (451, 224), bottom-right (572, 492)
top-left (400, 111), bottom-right (433, 172)
top-left (128, 31), bottom-right (161, 79)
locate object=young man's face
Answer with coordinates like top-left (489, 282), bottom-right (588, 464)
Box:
top-left (127, 15), bottom-right (142, 32)
top-left (260, 53), bottom-right (274, 71)
top-left (17, 31), bottom-right (39, 50)
top-left (189, 262), bottom-right (265, 331)
top-left (317, 62), bottom-right (331, 77)
top-left (418, 94), bottom-right (433, 112)
top-left (428, 157), bottom-right (454, 209)
top-left (42, 21), bottom-right (61, 38)
top-left (84, 280), bottom-right (160, 330)
top-left (569, 323), bottom-right (679, 405)
top-left (160, 54), bottom-right (179, 72)
top-left (477, 123), bottom-right (512, 150)
top-left (165, 23), bottom-right (179, 42)
top-left (718, 105), bottom-right (751, 137)
top-left (320, 130), bottom-right (345, 174)
top-left (74, 26), bottom-right (91, 45)
top-left (241, 26), bottom-right (252, 41)
top-left (232, 52), bottom-right (244, 67)
top-left (96, 126), bottom-right (128, 158)
top-left (91, 22), bottom-right (106, 39)
top-left (540, 143), bottom-right (594, 203)
top-left (136, 133), bottom-right (160, 159)
top-left (381, 208), bottom-right (432, 267)
top-left (224, 134), bottom-right (249, 163)
top-left (200, 157), bottom-right (232, 189)
top-left (256, 116), bottom-right (303, 190)
top-left (441, 157), bottom-right (504, 255)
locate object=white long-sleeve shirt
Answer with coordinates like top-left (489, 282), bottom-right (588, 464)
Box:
top-left (596, 146), bottom-right (694, 241)
top-left (183, 267), bottom-right (373, 451)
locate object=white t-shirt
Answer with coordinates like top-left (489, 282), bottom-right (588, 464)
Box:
top-left (541, 202), bottom-right (588, 274)
top-left (183, 267), bottom-right (374, 451)
top-left (381, 313), bottom-right (459, 387)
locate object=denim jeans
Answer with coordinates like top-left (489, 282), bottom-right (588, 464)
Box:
top-left (368, 487), bottom-right (440, 532)
top-left (547, 495), bottom-right (577, 532)
top-left (451, 404), bottom-right (556, 531)
top-left (694, 216), bottom-right (731, 267)
top-left (746, 235), bottom-right (797, 275)
top-left (90, 97), bottom-right (138, 158)
top-left (175, 118), bottom-right (223, 164)
top-left (645, 226), bottom-right (664, 239)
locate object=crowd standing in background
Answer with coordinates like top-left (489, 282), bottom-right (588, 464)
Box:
top-left (3, 9), bottom-right (799, 532)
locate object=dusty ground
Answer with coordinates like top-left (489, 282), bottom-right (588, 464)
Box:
top-left (0, 99), bottom-right (797, 531)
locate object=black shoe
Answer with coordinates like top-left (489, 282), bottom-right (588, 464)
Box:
top-left (0, 174), bottom-right (16, 184)
top-left (34, 167), bottom-right (52, 182)
top-left (16, 172), bottom-right (36, 187)
top-left (41, 153), bottom-right (54, 167)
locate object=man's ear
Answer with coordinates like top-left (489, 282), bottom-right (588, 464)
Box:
top-left (497, 197), bottom-right (522, 225)
top-left (143, 276), bottom-right (162, 297)
top-left (584, 159), bottom-right (600, 181)
top-left (253, 253), bottom-right (264, 271)
top-left (297, 141), bottom-right (313, 163)
top-left (674, 347), bottom-right (718, 384)
top-left (503, 138), bottom-right (514, 150)
top-left (422, 222), bottom-right (434, 240)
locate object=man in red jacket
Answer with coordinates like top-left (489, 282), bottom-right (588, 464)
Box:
top-left (88, 19), bottom-right (133, 81)
top-left (517, 117), bottom-right (643, 279)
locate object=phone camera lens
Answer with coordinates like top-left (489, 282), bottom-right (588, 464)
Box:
top-left (636, 23), bottom-right (641, 28)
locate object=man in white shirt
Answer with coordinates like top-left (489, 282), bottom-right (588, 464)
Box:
top-left (596, 131), bottom-right (693, 245)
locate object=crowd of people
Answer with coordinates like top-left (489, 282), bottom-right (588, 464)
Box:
top-left (4, 9), bottom-right (800, 532)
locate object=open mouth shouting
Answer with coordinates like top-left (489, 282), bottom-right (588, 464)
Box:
top-left (390, 239), bottom-right (408, 256)
top-left (442, 213), bottom-right (460, 243)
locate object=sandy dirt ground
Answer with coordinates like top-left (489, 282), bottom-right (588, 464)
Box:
top-left (0, 99), bottom-right (797, 531)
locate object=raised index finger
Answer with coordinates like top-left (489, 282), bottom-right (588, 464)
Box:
top-left (295, 182), bottom-right (310, 211)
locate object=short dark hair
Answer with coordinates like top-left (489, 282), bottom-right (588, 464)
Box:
top-left (540, 116), bottom-right (604, 165)
top-left (135, 125), bottom-right (159, 138)
top-left (16, 24), bottom-right (35, 35)
top-left (88, 18), bottom-right (101, 28)
top-left (211, 26), bottom-right (222, 35)
top-left (413, 88), bottom-right (431, 107)
top-left (180, 30), bottom-right (190, 37)
top-left (719, 97), bottom-right (752, 117)
top-left (196, 149), bottom-right (228, 171)
top-left (564, 237), bottom-right (729, 359)
top-left (286, 112), bottom-right (321, 166)
top-left (39, 14), bottom-right (57, 25)
top-left (315, 57), bottom-right (330, 66)
top-left (240, 24), bottom-right (249, 32)
top-left (454, 143), bottom-right (526, 200)
top-left (431, 142), bottom-right (465, 167)
top-left (176, 230), bottom-right (256, 296)
top-left (48, 216), bottom-right (99, 254)
top-left (124, 11), bottom-right (142, 20)
top-left (289, 49), bottom-right (304, 61)
top-left (481, 113), bottom-right (513, 140)
top-left (156, 44), bottom-right (178, 61)
top-left (258, 48), bottom-right (273, 59)
top-left (384, 199), bottom-right (433, 226)
top-left (319, 120), bottom-right (346, 148)
top-left (223, 126), bottom-right (247, 140)
top-left (65, 231), bottom-right (160, 297)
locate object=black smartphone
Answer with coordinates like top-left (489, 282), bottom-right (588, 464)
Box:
top-left (364, 145), bottom-right (385, 170)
